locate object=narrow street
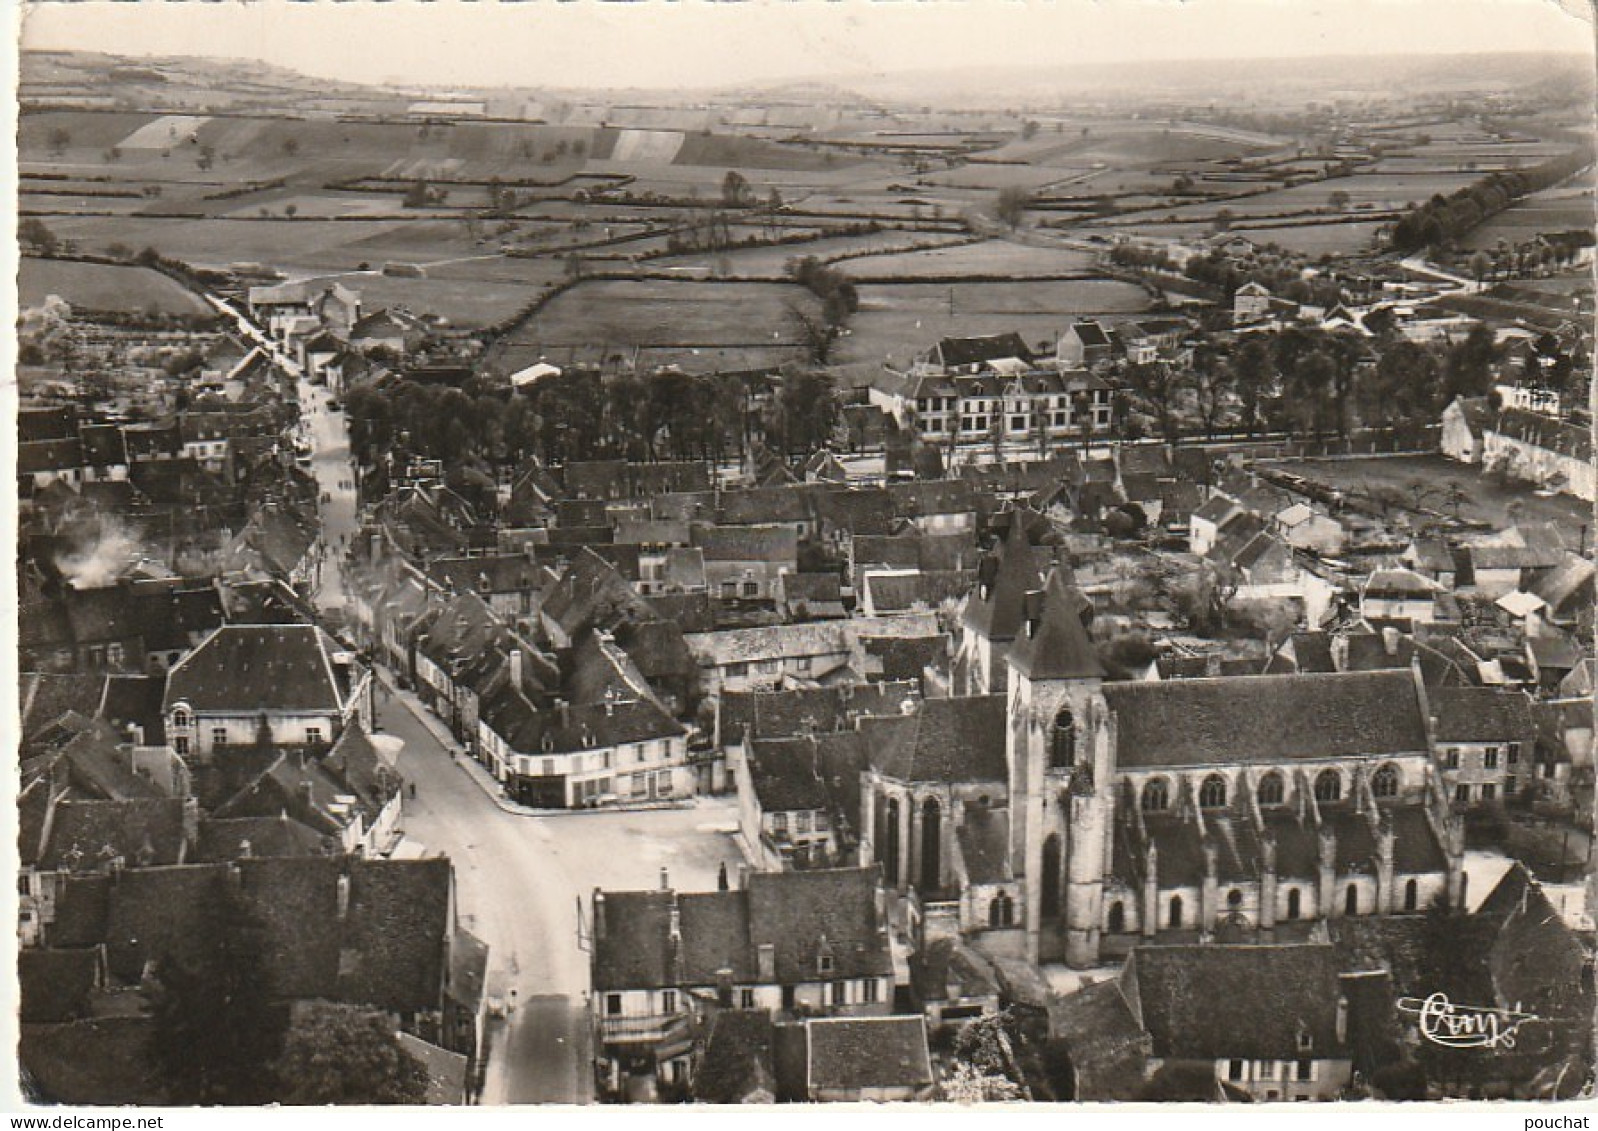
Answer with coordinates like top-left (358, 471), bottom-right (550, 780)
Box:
top-left (262, 304), bottom-right (746, 1105)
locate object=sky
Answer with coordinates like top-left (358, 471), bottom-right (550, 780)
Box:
top-left (18, 0), bottom-right (1597, 91)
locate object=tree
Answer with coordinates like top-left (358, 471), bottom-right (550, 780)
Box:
top-left (19, 218), bottom-right (58, 256)
top-left (1443, 322), bottom-right (1498, 401)
top-left (1468, 250), bottom-right (1491, 283)
top-left (787, 302), bottom-right (839, 366)
top-left (1361, 338), bottom-right (1442, 432)
top-left (1126, 361), bottom-right (1189, 442)
top-left (283, 203), bottom-right (298, 219)
top-left (1212, 208), bottom-right (1235, 233)
top-left (1190, 344), bottom-right (1234, 437)
top-left (769, 368), bottom-right (840, 456)
top-left (1284, 348), bottom-right (1339, 436)
top-left (944, 1010), bottom-right (1029, 1101)
top-left (281, 136), bottom-right (300, 157)
top-left (1232, 337), bottom-right (1274, 435)
top-left (1021, 119), bottom-right (1040, 140)
top-left (995, 186), bottom-right (1030, 229)
top-left (1328, 189), bottom-right (1351, 211)
top-left (403, 179), bottom-right (431, 209)
top-left (147, 875), bottom-right (286, 1104)
top-left (272, 1002), bottom-right (429, 1105)
top-left (721, 169), bottom-right (749, 208)
top-left (47, 126), bottom-right (71, 156)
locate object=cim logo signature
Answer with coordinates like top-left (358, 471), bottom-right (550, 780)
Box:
top-left (1397, 992), bottom-right (1542, 1050)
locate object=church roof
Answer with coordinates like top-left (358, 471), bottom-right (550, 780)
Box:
top-left (1006, 568), bottom-right (1105, 681)
top-left (960, 517), bottom-right (1047, 642)
top-left (1102, 670), bottom-right (1429, 769)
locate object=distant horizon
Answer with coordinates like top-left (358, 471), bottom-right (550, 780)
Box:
top-left (19, 0), bottom-right (1594, 93)
top-left (21, 41), bottom-right (1598, 99)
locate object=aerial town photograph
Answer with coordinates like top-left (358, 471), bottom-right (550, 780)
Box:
top-left (8, 0), bottom-right (1596, 1111)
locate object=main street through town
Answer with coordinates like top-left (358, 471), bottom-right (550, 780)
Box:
top-left (288, 361), bottom-right (743, 1102)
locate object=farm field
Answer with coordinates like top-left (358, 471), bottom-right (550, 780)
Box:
top-left (495, 278), bottom-right (820, 371)
top-left (1260, 455), bottom-right (1589, 531)
top-left (1230, 220), bottom-right (1387, 256)
top-left (924, 163), bottom-right (1092, 191)
top-left (1461, 185), bottom-right (1596, 248)
top-left (649, 229), bottom-right (968, 277)
top-left (18, 257), bottom-right (211, 315)
top-left (835, 277), bottom-right (1151, 368)
top-left (838, 239), bottom-right (1098, 280)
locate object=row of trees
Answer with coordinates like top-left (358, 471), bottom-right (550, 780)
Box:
top-left (344, 364), bottom-right (842, 473)
top-left (1388, 146), bottom-right (1595, 253)
top-left (1121, 322), bottom-right (1502, 441)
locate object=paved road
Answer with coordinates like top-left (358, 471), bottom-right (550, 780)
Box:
top-left (376, 686), bottom-right (591, 1103)
top-left (295, 382), bottom-right (359, 611)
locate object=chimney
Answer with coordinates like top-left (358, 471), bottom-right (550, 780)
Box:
top-left (757, 942), bottom-right (776, 982)
top-left (238, 838), bottom-right (253, 859)
top-left (336, 873), bottom-right (351, 921)
top-left (1336, 994), bottom-right (1349, 1044)
top-left (510, 649), bottom-right (524, 689)
top-left (1382, 626), bottom-right (1401, 656)
top-left (737, 863), bottom-right (750, 890)
top-left (659, 866), bottom-right (670, 891)
top-left (556, 698), bottom-right (570, 726)
top-left (593, 889), bottom-right (607, 942)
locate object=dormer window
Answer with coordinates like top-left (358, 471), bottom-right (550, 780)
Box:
top-left (170, 705), bottom-right (191, 729)
top-left (1296, 1024), bottom-right (1313, 1054)
top-left (817, 934), bottom-right (835, 976)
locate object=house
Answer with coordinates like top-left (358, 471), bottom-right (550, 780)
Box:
top-left (804, 1016), bottom-right (936, 1102)
top-left (733, 736), bottom-right (843, 871)
top-left (590, 866), bottom-right (893, 1099)
top-left (1056, 321), bottom-right (1113, 369)
top-left (1233, 281), bottom-right (1273, 325)
top-left (774, 571), bottom-right (847, 622)
top-left (693, 525), bottom-right (800, 602)
top-left (691, 1012), bottom-right (935, 1103)
top-left (163, 624), bottom-right (371, 762)
top-left (1361, 568), bottom-right (1445, 626)
top-left (1430, 687), bottom-right (1535, 807)
top-left (1482, 408), bottom-right (1595, 502)
top-left (1055, 943), bottom-right (1355, 1102)
top-left (909, 936), bottom-right (1001, 1033)
top-left (349, 307), bottom-right (427, 358)
top-left (476, 662), bottom-right (688, 809)
top-left (35, 855), bottom-right (476, 1060)
top-left (1189, 494), bottom-right (1243, 557)
top-left (685, 623), bottom-right (854, 695)
top-left (1273, 502), bottom-right (1346, 555)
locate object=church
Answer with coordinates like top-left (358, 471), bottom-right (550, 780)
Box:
top-left (860, 519), bottom-right (1465, 968)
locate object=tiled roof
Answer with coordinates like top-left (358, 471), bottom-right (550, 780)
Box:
top-left (719, 682), bottom-right (920, 747)
top-left (20, 673), bottom-right (109, 746)
top-left (806, 1016), bottom-right (932, 1094)
top-left (1130, 943), bottom-right (1347, 1061)
top-left (38, 797), bottom-right (190, 870)
top-left (961, 517), bottom-right (1048, 641)
top-left (748, 738), bottom-right (831, 812)
top-left (861, 634), bottom-right (948, 683)
top-left (1431, 687), bottom-right (1534, 743)
top-left (165, 624), bottom-right (358, 714)
top-left (693, 524), bottom-right (799, 563)
top-left (694, 1011), bottom-right (777, 1103)
top-left (1048, 977), bottom-right (1149, 1101)
top-left (1007, 569), bottom-right (1105, 681)
top-left (870, 695), bottom-right (1007, 784)
top-left (195, 814), bottom-right (334, 861)
top-left (592, 867), bottom-right (889, 991)
top-left (1103, 670), bottom-right (1428, 768)
top-left (1490, 408), bottom-right (1592, 461)
top-left (931, 333), bottom-right (1035, 369)
top-left (20, 1017), bottom-right (167, 1105)
top-left (863, 570), bottom-right (975, 614)
top-left (18, 438), bottom-right (85, 475)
